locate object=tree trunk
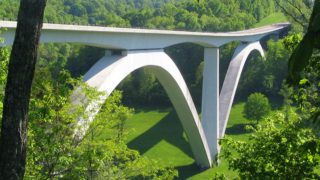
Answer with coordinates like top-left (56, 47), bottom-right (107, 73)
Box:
top-left (309, 0), bottom-right (320, 49)
top-left (0, 0), bottom-right (47, 179)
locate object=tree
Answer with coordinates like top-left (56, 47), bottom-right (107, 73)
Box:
top-left (0, 0), bottom-right (47, 178)
top-left (223, 111), bottom-right (320, 179)
top-left (243, 93), bottom-right (271, 123)
top-left (275, 0), bottom-right (312, 30)
top-left (284, 1), bottom-right (320, 122)
top-left (279, 81), bottom-right (293, 121)
top-left (287, 0), bottom-right (320, 84)
top-left (24, 61), bottom-right (91, 179)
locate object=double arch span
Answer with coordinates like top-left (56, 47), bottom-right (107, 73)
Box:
top-left (0, 21), bottom-right (289, 168)
top-left (83, 50), bottom-right (212, 167)
top-left (82, 43), bottom-right (265, 168)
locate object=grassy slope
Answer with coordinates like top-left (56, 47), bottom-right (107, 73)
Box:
top-left (124, 103), bottom-right (251, 179)
top-left (254, 12), bottom-right (288, 27)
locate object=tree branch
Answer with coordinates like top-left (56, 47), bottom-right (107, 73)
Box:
top-left (275, 0), bottom-right (307, 28)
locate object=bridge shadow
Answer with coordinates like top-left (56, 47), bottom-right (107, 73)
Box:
top-left (127, 110), bottom-right (194, 159)
top-left (225, 123), bottom-right (252, 135)
top-left (133, 106), bottom-right (171, 114)
top-left (127, 110), bottom-right (210, 179)
top-left (175, 163), bottom-right (204, 179)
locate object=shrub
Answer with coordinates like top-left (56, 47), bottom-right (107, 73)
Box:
top-left (243, 92), bottom-right (271, 123)
top-left (222, 112), bottom-right (320, 179)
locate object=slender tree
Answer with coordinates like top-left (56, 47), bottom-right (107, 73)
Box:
top-left (287, 0), bottom-right (320, 84)
top-left (0, 0), bottom-right (47, 179)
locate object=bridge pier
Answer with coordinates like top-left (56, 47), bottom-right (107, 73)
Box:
top-left (201, 47), bottom-right (220, 163)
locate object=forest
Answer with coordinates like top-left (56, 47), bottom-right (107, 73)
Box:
top-left (0, 0), bottom-right (319, 179)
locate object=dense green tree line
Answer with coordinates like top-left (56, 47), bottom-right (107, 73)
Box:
top-left (1, 0), bottom-right (278, 31)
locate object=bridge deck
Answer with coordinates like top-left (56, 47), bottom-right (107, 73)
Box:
top-left (1, 21), bottom-right (289, 37)
top-left (0, 21), bottom-right (289, 49)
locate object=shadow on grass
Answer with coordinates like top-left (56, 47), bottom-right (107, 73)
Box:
top-left (127, 110), bottom-right (193, 158)
top-left (175, 163), bottom-right (205, 179)
top-left (225, 123), bottom-right (252, 135)
top-left (133, 107), bottom-right (171, 114)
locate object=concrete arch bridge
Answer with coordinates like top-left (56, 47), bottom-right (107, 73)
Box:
top-left (0, 21), bottom-right (289, 168)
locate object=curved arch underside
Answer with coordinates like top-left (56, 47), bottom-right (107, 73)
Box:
top-left (83, 50), bottom-right (212, 167)
top-left (219, 42), bottom-right (264, 138)
top-left (81, 42), bottom-right (265, 168)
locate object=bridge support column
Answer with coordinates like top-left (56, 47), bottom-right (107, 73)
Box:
top-left (201, 47), bottom-right (220, 163)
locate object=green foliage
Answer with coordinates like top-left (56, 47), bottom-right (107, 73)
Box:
top-left (64, 93), bottom-right (177, 179)
top-left (262, 40), bottom-right (290, 95)
top-left (227, 39), bottom-right (290, 101)
top-left (119, 68), bottom-right (169, 107)
top-left (223, 111), bottom-right (320, 179)
top-left (0, 47), bottom-right (9, 93)
top-left (282, 33), bottom-right (302, 52)
top-left (71, 89), bottom-right (176, 179)
top-left (293, 54), bottom-right (320, 124)
top-left (288, 33), bottom-right (314, 84)
top-left (211, 172), bottom-right (228, 180)
top-left (243, 93), bottom-right (271, 122)
top-left (25, 59), bottom-right (88, 178)
top-left (279, 81), bottom-right (293, 120)
top-left (275, 0), bottom-right (312, 31)
top-left (284, 1), bottom-right (320, 123)
top-left (0, 47), bottom-right (9, 123)
top-left (0, 0), bottom-right (278, 31)
top-left (287, 1), bottom-right (320, 84)
top-left (22, 52), bottom-right (177, 179)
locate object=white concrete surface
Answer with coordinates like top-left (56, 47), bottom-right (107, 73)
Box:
top-left (219, 42), bottom-right (264, 138)
top-left (83, 50), bottom-right (212, 167)
top-left (201, 48), bottom-right (220, 162)
top-left (0, 21), bottom-right (289, 49)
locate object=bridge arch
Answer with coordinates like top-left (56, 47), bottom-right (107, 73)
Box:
top-left (82, 49), bottom-right (212, 167)
top-left (0, 21), bottom-right (289, 168)
top-left (219, 41), bottom-right (265, 138)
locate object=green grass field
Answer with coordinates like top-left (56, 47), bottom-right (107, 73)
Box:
top-left (255, 12), bottom-right (288, 27)
top-left (124, 103), bottom-right (251, 179)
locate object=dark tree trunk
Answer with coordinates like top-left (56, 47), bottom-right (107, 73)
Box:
top-left (309, 0), bottom-right (320, 49)
top-left (0, 0), bottom-right (47, 179)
